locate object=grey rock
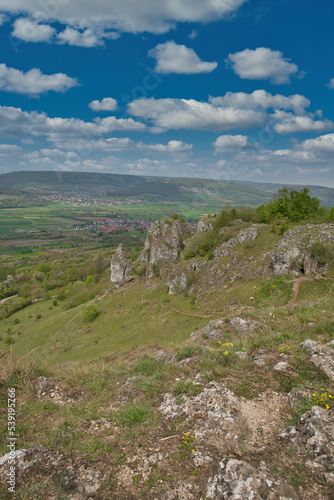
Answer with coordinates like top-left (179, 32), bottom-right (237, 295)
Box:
top-left (190, 318), bottom-right (224, 342)
top-left (235, 350), bottom-right (247, 360)
top-left (229, 317), bottom-right (257, 333)
top-left (273, 361), bottom-right (291, 373)
top-left (285, 387), bottom-right (308, 410)
top-left (279, 406), bottom-right (334, 475)
top-left (196, 216), bottom-right (214, 234)
top-left (206, 458), bottom-right (300, 499)
top-left (36, 377), bottom-right (54, 398)
top-left (154, 351), bottom-right (177, 364)
top-left (302, 339), bottom-right (334, 381)
top-left (269, 223), bottom-right (334, 276)
top-left (214, 227), bottom-right (258, 258)
top-left (110, 244), bottom-right (129, 285)
top-left (166, 271), bottom-right (187, 295)
top-left (253, 349), bottom-right (270, 367)
top-left (144, 218), bottom-right (188, 267)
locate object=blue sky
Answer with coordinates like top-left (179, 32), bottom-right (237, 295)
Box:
top-left (0, 0), bottom-right (333, 186)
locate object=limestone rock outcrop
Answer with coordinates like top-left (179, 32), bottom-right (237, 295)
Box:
top-left (279, 406), bottom-right (334, 481)
top-left (269, 224), bottom-right (334, 276)
top-left (110, 244), bottom-right (129, 286)
top-left (302, 339), bottom-right (334, 381)
top-left (214, 226), bottom-right (258, 258)
top-left (138, 218), bottom-right (189, 278)
top-left (206, 458), bottom-right (300, 499)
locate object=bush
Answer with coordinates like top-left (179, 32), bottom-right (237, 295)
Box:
top-left (310, 241), bottom-right (334, 265)
top-left (83, 305), bottom-right (99, 323)
top-left (278, 222), bottom-right (289, 235)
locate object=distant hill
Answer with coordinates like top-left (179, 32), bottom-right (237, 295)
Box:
top-left (2, 171), bottom-right (333, 208)
top-left (0, 171), bottom-right (272, 207)
top-left (236, 180), bottom-right (334, 208)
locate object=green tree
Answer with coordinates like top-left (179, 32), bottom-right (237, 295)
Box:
top-left (257, 187), bottom-right (321, 223)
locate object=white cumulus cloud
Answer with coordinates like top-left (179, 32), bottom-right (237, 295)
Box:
top-left (213, 134), bottom-right (251, 152)
top-left (0, 64), bottom-right (78, 96)
top-left (149, 41), bottom-right (217, 74)
top-left (138, 140), bottom-right (193, 152)
top-left (273, 111), bottom-right (334, 134)
top-left (57, 27), bottom-right (119, 48)
top-left (2, 0), bottom-right (246, 46)
top-left (327, 78), bottom-right (334, 89)
top-left (89, 98), bottom-right (118, 112)
top-left (226, 47), bottom-right (300, 84)
top-left (12, 18), bottom-right (56, 43)
top-left (128, 97), bottom-right (265, 131)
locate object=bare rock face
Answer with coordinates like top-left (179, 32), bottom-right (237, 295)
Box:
top-left (206, 458), bottom-right (300, 499)
top-left (144, 218), bottom-right (188, 266)
top-left (166, 271), bottom-right (187, 295)
top-left (279, 406), bottom-right (334, 481)
top-left (269, 224), bottom-right (334, 276)
top-left (214, 226), bottom-right (258, 258)
top-left (302, 339), bottom-right (334, 381)
top-left (196, 215), bottom-right (215, 234)
top-left (110, 244), bottom-right (129, 286)
top-left (137, 218), bottom-right (189, 278)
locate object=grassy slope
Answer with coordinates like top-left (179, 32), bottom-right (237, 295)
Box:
top-left (0, 223), bottom-right (334, 498)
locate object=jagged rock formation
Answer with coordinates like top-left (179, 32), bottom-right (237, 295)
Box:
top-left (280, 406), bottom-right (334, 483)
top-left (214, 226), bottom-right (258, 258)
top-left (110, 216), bottom-right (334, 302)
top-left (196, 215), bottom-right (215, 234)
top-left (134, 218), bottom-right (189, 281)
top-left (302, 339), bottom-right (334, 381)
top-left (269, 224), bottom-right (334, 276)
top-left (206, 458), bottom-right (300, 499)
top-left (110, 244), bottom-right (130, 286)
top-left (142, 218), bottom-right (188, 265)
top-left (0, 446), bottom-right (101, 499)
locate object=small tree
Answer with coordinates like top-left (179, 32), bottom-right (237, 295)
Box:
top-left (83, 305), bottom-right (99, 323)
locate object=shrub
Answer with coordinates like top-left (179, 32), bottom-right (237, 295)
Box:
top-left (83, 305), bottom-right (99, 323)
top-left (310, 241), bottom-right (334, 265)
top-left (151, 263), bottom-right (160, 277)
top-left (278, 222), bottom-right (289, 235)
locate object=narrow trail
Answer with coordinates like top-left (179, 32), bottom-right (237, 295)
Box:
top-left (287, 276), bottom-right (313, 307)
top-left (0, 294), bottom-right (18, 305)
top-left (15, 295), bottom-right (106, 365)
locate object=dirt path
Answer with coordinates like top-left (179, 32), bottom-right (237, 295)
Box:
top-left (160, 302), bottom-right (225, 318)
top-left (0, 294), bottom-right (18, 304)
top-left (15, 295), bottom-right (106, 365)
top-left (287, 276), bottom-right (313, 307)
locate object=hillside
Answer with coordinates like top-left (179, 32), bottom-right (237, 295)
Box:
top-left (237, 180), bottom-right (334, 208)
top-left (0, 171), bottom-right (272, 206)
top-left (0, 213), bottom-right (333, 499)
